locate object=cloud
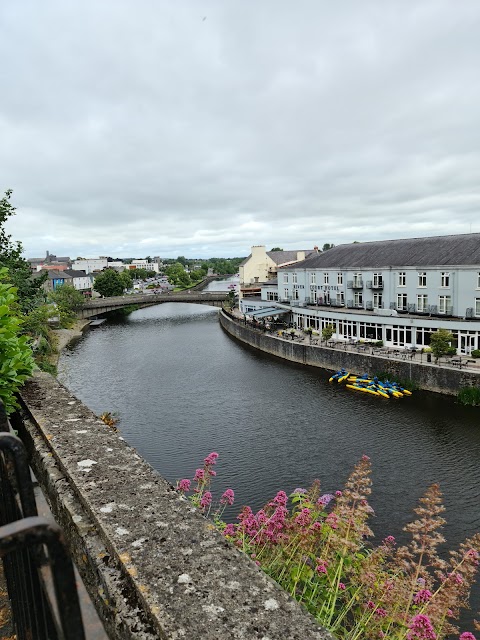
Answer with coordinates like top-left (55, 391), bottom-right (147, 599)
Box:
top-left (1, 0), bottom-right (479, 258)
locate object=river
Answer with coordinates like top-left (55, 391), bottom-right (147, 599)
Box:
top-left (58, 280), bottom-right (480, 628)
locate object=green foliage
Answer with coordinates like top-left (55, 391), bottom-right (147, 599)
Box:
top-left (0, 190), bottom-right (46, 312)
top-left (322, 243), bottom-right (335, 251)
top-left (49, 284), bottom-right (84, 328)
top-left (0, 268), bottom-right (35, 413)
top-left (471, 349), bottom-right (480, 358)
top-left (93, 269), bottom-right (125, 297)
top-left (322, 324), bottom-right (334, 341)
top-left (270, 247), bottom-right (284, 251)
top-left (165, 262), bottom-right (191, 288)
top-left (131, 268), bottom-right (150, 280)
top-left (457, 386), bottom-right (480, 406)
top-left (429, 329), bottom-right (454, 362)
top-left (118, 270), bottom-right (133, 290)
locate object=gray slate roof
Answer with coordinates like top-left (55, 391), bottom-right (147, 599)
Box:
top-left (64, 269), bottom-right (90, 278)
top-left (239, 249), bottom-right (316, 267)
top-left (281, 233), bottom-right (480, 270)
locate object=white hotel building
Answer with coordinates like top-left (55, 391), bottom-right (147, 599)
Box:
top-left (240, 233), bottom-right (480, 356)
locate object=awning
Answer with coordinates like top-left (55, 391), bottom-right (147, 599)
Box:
top-left (247, 307), bottom-right (291, 318)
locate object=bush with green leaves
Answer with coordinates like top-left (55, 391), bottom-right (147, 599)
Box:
top-left (471, 349), bottom-right (480, 359)
top-left (322, 324), bottom-right (334, 342)
top-left (0, 268), bottom-right (35, 413)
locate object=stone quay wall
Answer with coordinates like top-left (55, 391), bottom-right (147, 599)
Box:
top-left (18, 372), bottom-right (333, 640)
top-left (219, 310), bottom-right (480, 396)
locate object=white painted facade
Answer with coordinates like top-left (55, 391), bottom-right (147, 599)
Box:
top-left (72, 258), bottom-right (108, 274)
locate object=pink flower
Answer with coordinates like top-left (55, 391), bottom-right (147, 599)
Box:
top-left (367, 601), bottom-right (376, 610)
top-left (459, 633), bottom-right (476, 640)
top-left (200, 491), bottom-right (212, 508)
top-left (272, 491), bottom-right (288, 507)
top-left (316, 561), bottom-right (328, 574)
top-left (223, 523), bottom-right (236, 537)
top-left (317, 494), bottom-right (335, 507)
top-left (414, 590), bottom-right (433, 604)
top-left (194, 469), bottom-right (205, 481)
top-left (294, 508), bottom-right (312, 527)
top-left (292, 488), bottom-right (307, 495)
top-left (375, 608), bottom-right (387, 618)
top-left (326, 512), bottom-right (338, 529)
top-left (208, 469), bottom-right (217, 476)
top-left (449, 572), bottom-right (463, 585)
top-left (383, 535), bottom-right (396, 546)
top-left (177, 478), bottom-right (191, 492)
top-left (220, 489), bottom-right (235, 506)
top-left (338, 582), bottom-right (346, 590)
top-left (335, 490), bottom-right (343, 497)
top-left (407, 614), bottom-right (437, 640)
top-left (204, 452), bottom-right (219, 465)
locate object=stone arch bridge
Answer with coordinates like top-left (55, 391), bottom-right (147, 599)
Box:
top-left (78, 291), bottom-right (228, 319)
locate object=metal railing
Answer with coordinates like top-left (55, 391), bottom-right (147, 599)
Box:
top-left (0, 400), bottom-right (86, 640)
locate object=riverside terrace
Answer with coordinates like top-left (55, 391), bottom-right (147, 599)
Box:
top-left (221, 309), bottom-right (480, 396)
top-left (78, 291), bottom-right (228, 318)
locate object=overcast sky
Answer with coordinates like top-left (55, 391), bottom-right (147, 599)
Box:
top-left (1, 1), bottom-right (480, 259)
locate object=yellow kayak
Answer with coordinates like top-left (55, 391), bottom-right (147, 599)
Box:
top-left (346, 384), bottom-right (379, 396)
top-left (337, 372), bottom-right (350, 383)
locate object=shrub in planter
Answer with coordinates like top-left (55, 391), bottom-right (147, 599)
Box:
top-left (471, 349), bottom-right (480, 358)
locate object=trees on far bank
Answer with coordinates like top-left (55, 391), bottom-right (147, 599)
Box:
top-left (93, 269), bottom-right (125, 297)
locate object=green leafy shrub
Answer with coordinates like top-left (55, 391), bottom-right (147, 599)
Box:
top-left (471, 349), bottom-right (480, 358)
top-left (457, 386), bottom-right (480, 406)
top-left (0, 268), bottom-right (35, 413)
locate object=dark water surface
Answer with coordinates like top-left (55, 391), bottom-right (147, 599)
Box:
top-left (58, 301), bottom-right (480, 626)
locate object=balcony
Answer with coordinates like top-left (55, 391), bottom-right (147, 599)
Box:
top-left (347, 279), bottom-right (363, 289)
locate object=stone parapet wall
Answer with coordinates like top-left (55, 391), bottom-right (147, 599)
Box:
top-left (18, 372), bottom-right (333, 640)
top-left (219, 311), bottom-right (480, 396)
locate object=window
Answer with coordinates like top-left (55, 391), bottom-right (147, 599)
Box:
top-left (438, 295), bottom-right (451, 314)
top-left (284, 288), bottom-right (289, 299)
top-left (373, 273), bottom-right (383, 287)
top-left (324, 272), bottom-right (329, 285)
top-left (310, 272), bottom-right (316, 284)
top-left (353, 273), bottom-right (363, 287)
top-left (337, 292), bottom-right (345, 306)
top-left (398, 272), bottom-right (406, 287)
top-left (476, 298), bottom-right (480, 316)
top-left (337, 272), bottom-right (343, 285)
top-left (311, 289), bottom-right (317, 303)
top-left (283, 273), bottom-right (288, 284)
top-left (354, 292), bottom-right (363, 307)
top-left (417, 294), bottom-right (428, 312)
top-left (373, 293), bottom-right (383, 308)
top-left (441, 272), bottom-right (450, 288)
top-left (267, 291), bottom-right (279, 301)
top-left (418, 272), bottom-right (427, 287)
top-left (397, 293), bottom-right (407, 310)
top-left (292, 273), bottom-right (297, 284)
top-left (477, 273), bottom-right (480, 289)
top-left (292, 289), bottom-right (299, 300)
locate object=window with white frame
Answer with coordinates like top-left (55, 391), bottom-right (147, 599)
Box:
top-left (397, 293), bottom-right (407, 310)
top-left (292, 273), bottom-right (297, 284)
top-left (417, 294), bottom-right (428, 312)
top-left (354, 292), bottom-right (363, 307)
top-left (310, 272), bottom-right (316, 284)
top-left (283, 273), bottom-right (288, 284)
top-left (324, 272), bottom-right (329, 285)
top-left (476, 298), bottom-right (480, 316)
top-left (418, 272), bottom-right (427, 287)
top-left (337, 272), bottom-right (343, 285)
top-left (398, 272), bottom-right (406, 286)
top-left (337, 291), bottom-right (345, 305)
top-left (267, 291), bottom-right (279, 301)
top-left (373, 293), bottom-right (383, 308)
top-left (477, 273), bottom-right (480, 288)
top-left (441, 272), bottom-right (450, 288)
top-left (438, 295), bottom-right (451, 314)
top-left (283, 288), bottom-right (289, 299)
top-left (373, 273), bottom-right (383, 287)
top-left (311, 289), bottom-right (317, 303)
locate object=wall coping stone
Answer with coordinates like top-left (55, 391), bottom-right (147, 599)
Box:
top-left (19, 372), bottom-right (333, 640)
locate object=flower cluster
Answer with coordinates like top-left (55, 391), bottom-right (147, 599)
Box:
top-left (177, 454), bottom-right (479, 640)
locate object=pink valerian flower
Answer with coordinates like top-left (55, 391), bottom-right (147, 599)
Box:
top-left (366, 600), bottom-right (376, 610)
top-left (414, 589), bottom-right (433, 604)
top-left (448, 572), bottom-right (463, 584)
top-left (338, 582), bottom-right (346, 590)
top-left (317, 494), bottom-right (335, 507)
top-left (223, 523), bottom-right (236, 537)
top-left (407, 614), bottom-right (437, 640)
top-left (292, 488), bottom-right (307, 495)
top-left (312, 521), bottom-right (322, 531)
top-left (459, 633), bottom-right (476, 640)
top-left (316, 561), bottom-right (328, 574)
top-left (383, 535), bottom-right (396, 546)
top-left (208, 469), bottom-right (217, 477)
top-left (335, 490), bottom-right (342, 497)
top-left (204, 452), bottom-right (219, 466)
top-left (194, 469), bottom-right (205, 481)
top-left (271, 491), bottom-right (288, 507)
top-left (326, 512), bottom-right (338, 529)
top-left (294, 508), bottom-right (312, 527)
top-left (220, 489), bottom-right (235, 505)
top-left (200, 491), bottom-right (212, 509)
top-left (375, 608), bottom-right (387, 618)
top-left (177, 478), bottom-right (191, 492)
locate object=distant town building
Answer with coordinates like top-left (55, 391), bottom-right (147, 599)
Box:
top-left (72, 258), bottom-right (109, 274)
top-left (64, 270), bottom-right (93, 295)
top-left (128, 259), bottom-right (159, 273)
top-left (28, 250), bottom-right (71, 272)
top-left (34, 269), bottom-right (73, 292)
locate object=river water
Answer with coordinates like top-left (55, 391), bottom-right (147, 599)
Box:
top-left (58, 281), bottom-right (480, 627)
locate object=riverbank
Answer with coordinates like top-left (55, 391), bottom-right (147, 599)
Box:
top-left (50, 319), bottom-right (91, 366)
top-left (219, 309), bottom-right (480, 397)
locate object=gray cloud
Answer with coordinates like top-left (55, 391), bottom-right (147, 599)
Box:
top-left (1, 0), bottom-right (479, 258)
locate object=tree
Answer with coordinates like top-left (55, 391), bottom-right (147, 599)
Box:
top-left (322, 324), bottom-right (334, 342)
top-left (429, 329), bottom-right (455, 363)
top-left (270, 247), bottom-right (283, 251)
top-left (49, 284), bottom-right (85, 327)
top-left (322, 243), bottom-right (335, 252)
top-left (0, 268), bottom-right (35, 413)
top-left (165, 262), bottom-right (191, 288)
top-left (131, 268), bottom-right (150, 281)
top-left (93, 269), bottom-right (125, 297)
top-left (0, 190), bottom-right (46, 312)
top-left (118, 270), bottom-right (133, 290)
